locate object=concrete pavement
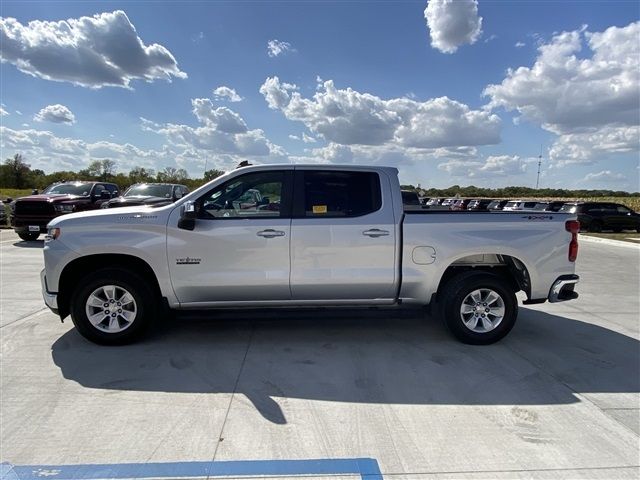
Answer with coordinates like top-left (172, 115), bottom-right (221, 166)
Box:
top-left (1, 229), bottom-right (638, 479)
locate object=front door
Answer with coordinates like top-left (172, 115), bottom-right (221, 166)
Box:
top-left (167, 169), bottom-right (293, 304)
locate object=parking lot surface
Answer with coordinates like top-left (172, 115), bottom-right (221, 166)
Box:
top-left (1, 229), bottom-right (639, 479)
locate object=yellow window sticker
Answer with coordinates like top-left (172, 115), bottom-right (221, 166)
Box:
top-left (312, 205), bottom-right (328, 214)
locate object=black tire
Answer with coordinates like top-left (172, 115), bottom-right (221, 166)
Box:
top-left (438, 271), bottom-right (518, 345)
top-left (18, 231), bottom-right (39, 241)
top-left (589, 221), bottom-right (603, 233)
top-left (70, 267), bottom-right (157, 345)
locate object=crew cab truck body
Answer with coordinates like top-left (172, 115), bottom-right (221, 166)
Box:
top-left (41, 165), bottom-right (580, 345)
top-left (11, 181), bottom-right (120, 241)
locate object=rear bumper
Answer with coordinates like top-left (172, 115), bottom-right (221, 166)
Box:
top-left (40, 269), bottom-right (59, 314)
top-left (548, 274), bottom-right (580, 303)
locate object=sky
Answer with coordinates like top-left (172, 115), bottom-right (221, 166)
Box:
top-left (0, 0), bottom-right (639, 191)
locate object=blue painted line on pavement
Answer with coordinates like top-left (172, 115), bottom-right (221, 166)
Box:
top-left (1, 458), bottom-right (383, 480)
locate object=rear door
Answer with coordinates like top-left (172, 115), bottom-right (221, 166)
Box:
top-left (289, 168), bottom-right (397, 301)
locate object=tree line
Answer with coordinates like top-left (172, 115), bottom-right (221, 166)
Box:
top-left (1, 154), bottom-right (637, 198)
top-left (0, 155), bottom-right (225, 191)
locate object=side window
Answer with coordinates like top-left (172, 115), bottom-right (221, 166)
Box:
top-left (93, 184), bottom-right (105, 196)
top-left (199, 171), bottom-right (286, 219)
top-left (104, 184), bottom-right (118, 197)
top-left (301, 170), bottom-right (381, 218)
top-left (174, 186), bottom-right (183, 199)
top-left (617, 205), bottom-right (631, 214)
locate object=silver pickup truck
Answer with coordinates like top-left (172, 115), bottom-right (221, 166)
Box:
top-left (41, 164), bottom-right (580, 345)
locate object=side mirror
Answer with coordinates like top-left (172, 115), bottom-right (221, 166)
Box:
top-left (178, 201), bottom-right (197, 231)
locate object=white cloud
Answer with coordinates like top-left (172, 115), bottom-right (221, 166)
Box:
top-left (15, 110), bottom-right (22, 115)
top-left (484, 21), bottom-right (640, 166)
top-left (549, 126), bottom-right (640, 166)
top-left (0, 106), bottom-right (8, 116)
top-left (267, 39), bottom-right (295, 57)
top-left (424, 0), bottom-right (483, 54)
top-left (0, 11), bottom-right (187, 88)
top-left (438, 155), bottom-right (528, 178)
top-left (142, 97), bottom-right (285, 161)
top-left (302, 132), bottom-right (316, 143)
top-left (514, 41), bottom-right (525, 48)
top-left (288, 134), bottom-right (300, 141)
top-left (212, 86), bottom-right (243, 102)
top-left (34, 104), bottom-right (76, 125)
top-left (0, 125), bottom-right (214, 174)
top-left (191, 99), bottom-right (248, 133)
top-left (582, 170), bottom-right (626, 183)
top-left (260, 76), bottom-right (501, 148)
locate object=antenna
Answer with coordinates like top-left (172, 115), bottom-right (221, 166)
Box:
top-left (535, 145), bottom-right (543, 189)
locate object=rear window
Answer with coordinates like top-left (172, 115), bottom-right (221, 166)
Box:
top-left (523, 202), bottom-right (538, 208)
top-left (505, 201), bottom-right (519, 208)
top-left (302, 170), bottom-right (381, 218)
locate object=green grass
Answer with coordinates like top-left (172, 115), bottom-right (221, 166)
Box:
top-left (0, 188), bottom-right (32, 201)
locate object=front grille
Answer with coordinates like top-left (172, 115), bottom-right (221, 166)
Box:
top-left (14, 201), bottom-right (54, 216)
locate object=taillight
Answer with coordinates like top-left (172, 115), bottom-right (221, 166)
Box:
top-left (565, 220), bottom-right (579, 262)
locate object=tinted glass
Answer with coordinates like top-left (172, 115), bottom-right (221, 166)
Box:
top-left (126, 184), bottom-right (173, 197)
top-left (302, 170), bottom-right (381, 217)
top-left (560, 204), bottom-right (578, 213)
top-left (43, 183), bottom-right (93, 195)
top-left (616, 205), bottom-right (631, 214)
top-left (401, 191), bottom-right (420, 205)
top-left (200, 171), bottom-right (284, 218)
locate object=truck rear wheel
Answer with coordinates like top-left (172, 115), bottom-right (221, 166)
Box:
top-left (18, 232), bottom-right (39, 241)
top-left (439, 271), bottom-right (517, 345)
top-left (70, 268), bottom-right (156, 345)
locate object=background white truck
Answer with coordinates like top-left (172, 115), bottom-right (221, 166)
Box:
top-left (41, 164), bottom-right (580, 345)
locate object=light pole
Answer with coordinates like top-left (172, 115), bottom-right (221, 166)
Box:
top-left (535, 146), bottom-right (543, 189)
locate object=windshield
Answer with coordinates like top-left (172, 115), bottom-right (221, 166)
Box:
top-left (42, 183), bottom-right (93, 196)
top-left (125, 184), bottom-right (173, 198)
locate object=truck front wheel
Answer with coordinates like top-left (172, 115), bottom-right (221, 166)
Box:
top-left (18, 232), bottom-right (40, 241)
top-left (70, 268), bottom-right (156, 345)
top-left (439, 271), bottom-right (517, 345)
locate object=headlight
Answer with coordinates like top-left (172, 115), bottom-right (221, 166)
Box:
top-left (45, 227), bottom-right (61, 241)
top-left (54, 204), bottom-right (75, 213)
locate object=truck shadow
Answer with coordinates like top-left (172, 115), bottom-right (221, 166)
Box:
top-left (51, 308), bottom-right (639, 424)
top-left (12, 240), bottom-right (44, 248)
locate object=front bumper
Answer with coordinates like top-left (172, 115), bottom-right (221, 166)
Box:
top-left (548, 274), bottom-right (580, 303)
top-left (12, 215), bottom-right (54, 233)
top-left (40, 269), bottom-right (59, 314)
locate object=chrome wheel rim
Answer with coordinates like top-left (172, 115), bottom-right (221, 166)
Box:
top-left (85, 285), bottom-right (137, 333)
top-left (460, 288), bottom-right (505, 333)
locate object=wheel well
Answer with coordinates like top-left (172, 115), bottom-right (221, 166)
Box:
top-left (58, 254), bottom-right (162, 319)
top-left (434, 254), bottom-right (531, 303)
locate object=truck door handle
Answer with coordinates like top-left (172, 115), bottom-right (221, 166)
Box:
top-left (257, 229), bottom-right (286, 238)
top-left (363, 229), bottom-right (390, 238)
